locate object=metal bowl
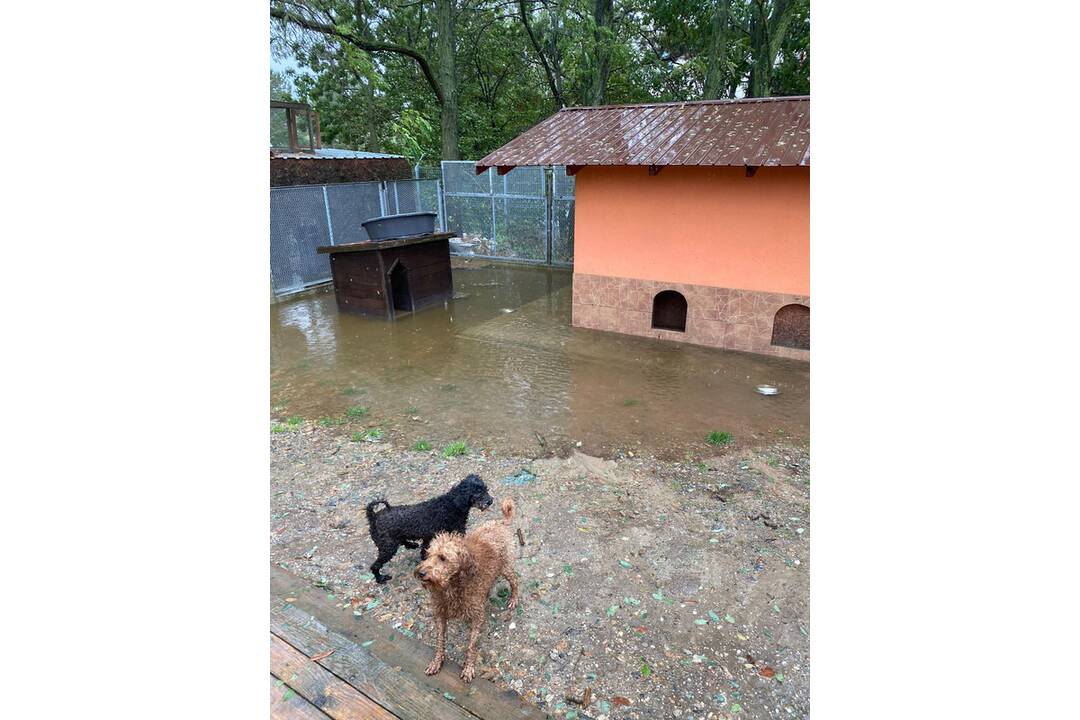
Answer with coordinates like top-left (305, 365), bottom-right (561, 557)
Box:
top-left (755, 385), bottom-right (780, 396)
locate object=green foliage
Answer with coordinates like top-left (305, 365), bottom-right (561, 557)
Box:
top-left (443, 440), bottom-right (468, 457)
top-left (272, 1), bottom-right (810, 161)
top-left (285, 416), bottom-right (304, 426)
top-left (346, 406), bottom-right (368, 418)
top-left (707, 431), bottom-right (733, 446)
top-left (317, 416), bottom-right (346, 427)
top-left (412, 440), bottom-right (433, 451)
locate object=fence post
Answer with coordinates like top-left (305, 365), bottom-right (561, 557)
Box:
top-left (545, 167), bottom-right (553, 265)
top-left (436, 179), bottom-right (446, 232)
top-left (489, 168), bottom-right (497, 254)
top-left (379, 182), bottom-right (388, 216)
top-left (322, 185), bottom-right (335, 245)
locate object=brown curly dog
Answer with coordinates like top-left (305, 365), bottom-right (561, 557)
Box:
top-left (413, 496), bottom-right (519, 683)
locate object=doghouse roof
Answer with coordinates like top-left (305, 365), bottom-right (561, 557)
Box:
top-left (476, 96), bottom-right (809, 173)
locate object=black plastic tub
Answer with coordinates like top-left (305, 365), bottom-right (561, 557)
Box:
top-left (361, 212), bottom-right (437, 240)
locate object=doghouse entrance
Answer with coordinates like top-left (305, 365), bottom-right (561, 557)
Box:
top-left (771, 304), bottom-right (810, 349)
top-left (652, 290), bottom-right (687, 332)
top-left (388, 263), bottom-right (413, 313)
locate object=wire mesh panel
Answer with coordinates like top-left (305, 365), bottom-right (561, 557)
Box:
top-left (385, 179), bottom-right (444, 230)
top-left (269, 186), bottom-right (333, 295)
top-left (325, 183), bottom-right (383, 245)
top-left (551, 166), bottom-right (575, 266)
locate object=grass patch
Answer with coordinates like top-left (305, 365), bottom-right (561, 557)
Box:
top-left (622, 399), bottom-right (641, 407)
top-left (695, 462), bottom-right (708, 472)
top-left (707, 431), bottom-right (733, 446)
top-left (351, 428), bottom-right (384, 442)
top-left (342, 386), bottom-right (365, 396)
top-left (412, 440), bottom-right (432, 452)
top-left (285, 416), bottom-right (304, 426)
top-left (405, 406), bottom-right (419, 415)
top-left (317, 417), bottom-right (346, 427)
top-left (346, 406), bottom-right (368, 418)
top-left (270, 423), bottom-right (293, 433)
top-left (443, 441), bottom-right (468, 458)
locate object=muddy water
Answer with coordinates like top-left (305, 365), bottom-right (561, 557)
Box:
top-left (270, 262), bottom-right (808, 459)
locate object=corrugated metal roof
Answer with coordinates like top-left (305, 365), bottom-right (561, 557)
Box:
top-left (477, 96), bottom-right (809, 171)
top-left (271, 148), bottom-right (404, 160)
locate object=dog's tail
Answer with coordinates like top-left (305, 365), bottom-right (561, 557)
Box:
top-left (365, 498), bottom-right (390, 535)
top-left (500, 497), bottom-right (515, 525)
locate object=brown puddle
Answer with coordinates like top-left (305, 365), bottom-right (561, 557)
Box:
top-left (271, 262), bottom-right (808, 459)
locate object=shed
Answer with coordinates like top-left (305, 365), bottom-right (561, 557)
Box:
top-left (477, 96), bottom-right (809, 360)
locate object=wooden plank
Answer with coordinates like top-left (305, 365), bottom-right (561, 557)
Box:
top-left (271, 634), bottom-right (399, 720)
top-left (317, 233), bottom-right (456, 254)
top-left (271, 675), bottom-right (335, 720)
top-left (271, 606), bottom-right (477, 720)
top-left (271, 566), bottom-right (548, 720)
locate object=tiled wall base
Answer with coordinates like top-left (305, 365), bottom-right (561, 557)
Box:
top-left (572, 273), bottom-right (809, 361)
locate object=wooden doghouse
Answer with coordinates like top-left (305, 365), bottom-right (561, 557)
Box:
top-left (316, 232), bottom-right (455, 319)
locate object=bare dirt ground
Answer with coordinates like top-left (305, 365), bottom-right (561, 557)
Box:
top-left (271, 426), bottom-right (809, 720)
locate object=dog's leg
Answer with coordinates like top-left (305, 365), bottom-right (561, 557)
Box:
top-left (425, 613), bottom-right (447, 676)
top-left (371, 544), bottom-right (399, 584)
top-left (460, 619), bottom-right (482, 683)
top-left (402, 540), bottom-right (419, 549)
top-left (419, 537), bottom-right (432, 560)
top-left (504, 566), bottom-right (520, 611)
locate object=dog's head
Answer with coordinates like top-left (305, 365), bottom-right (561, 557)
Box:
top-left (451, 473), bottom-right (494, 512)
top-left (414, 532), bottom-right (474, 588)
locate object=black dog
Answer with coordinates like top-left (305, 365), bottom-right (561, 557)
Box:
top-left (365, 474), bottom-right (494, 584)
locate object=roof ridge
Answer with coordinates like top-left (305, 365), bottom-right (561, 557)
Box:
top-left (558, 96), bottom-right (809, 112)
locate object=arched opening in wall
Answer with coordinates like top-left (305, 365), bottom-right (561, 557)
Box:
top-left (652, 290), bottom-right (687, 332)
top-left (388, 262), bottom-right (413, 314)
top-left (771, 304), bottom-right (810, 349)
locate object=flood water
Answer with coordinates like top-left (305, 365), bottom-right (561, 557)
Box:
top-left (270, 262), bottom-right (809, 459)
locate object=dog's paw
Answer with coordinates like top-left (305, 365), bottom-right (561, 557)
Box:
top-left (460, 664), bottom-right (476, 683)
top-left (425, 657), bottom-right (443, 675)
top-left (374, 574), bottom-right (392, 584)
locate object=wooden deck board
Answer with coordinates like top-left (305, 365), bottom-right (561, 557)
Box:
top-left (271, 675), bottom-right (335, 720)
top-left (271, 605), bottom-right (477, 720)
top-left (271, 634), bottom-right (400, 720)
top-left (271, 564), bottom-right (549, 720)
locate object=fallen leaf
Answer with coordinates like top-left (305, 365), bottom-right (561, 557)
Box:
top-left (694, 618), bottom-right (708, 625)
top-left (618, 559), bottom-right (632, 568)
top-left (310, 649), bottom-right (335, 662)
top-left (443, 691), bottom-right (456, 701)
top-left (281, 688), bottom-right (295, 702)
top-left (724, 614), bottom-right (736, 624)
top-left (284, 597), bottom-right (297, 603)
top-left (759, 666), bottom-right (775, 677)
top-left (612, 696), bottom-right (632, 707)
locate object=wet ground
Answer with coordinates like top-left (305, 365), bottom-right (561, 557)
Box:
top-left (271, 260), bottom-right (809, 460)
top-left (271, 428), bottom-right (809, 720)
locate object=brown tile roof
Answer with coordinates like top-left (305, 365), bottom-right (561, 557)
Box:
top-left (477, 96), bottom-right (809, 171)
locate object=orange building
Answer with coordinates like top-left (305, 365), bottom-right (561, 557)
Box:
top-left (478, 97), bottom-right (809, 360)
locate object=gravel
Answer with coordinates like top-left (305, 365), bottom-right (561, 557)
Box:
top-left (271, 424), bottom-right (810, 720)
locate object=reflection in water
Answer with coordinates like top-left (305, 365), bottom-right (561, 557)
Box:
top-left (270, 264), bottom-right (808, 458)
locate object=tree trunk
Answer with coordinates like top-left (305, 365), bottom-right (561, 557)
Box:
top-left (747, 3), bottom-right (769, 97)
top-left (436, 0), bottom-right (459, 159)
top-left (587, 0), bottom-right (613, 105)
top-left (703, 0), bottom-right (730, 99)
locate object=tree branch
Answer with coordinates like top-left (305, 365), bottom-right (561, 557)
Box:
top-left (517, 0), bottom-right (564, 108)
top-left (271, 4), bottom-right (445, 106)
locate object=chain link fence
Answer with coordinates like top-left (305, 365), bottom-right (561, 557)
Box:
top-left (271, 163), bottom-right (576, 298)
top-left (442, 161), bottom-right (574, 267)
top-left (270, 178), bottom-right (444, 297)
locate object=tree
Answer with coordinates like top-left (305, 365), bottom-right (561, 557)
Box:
top-left (746, 0), bottom-right (801, 97)
top-left (270, 0), bottom-right (462, 159)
